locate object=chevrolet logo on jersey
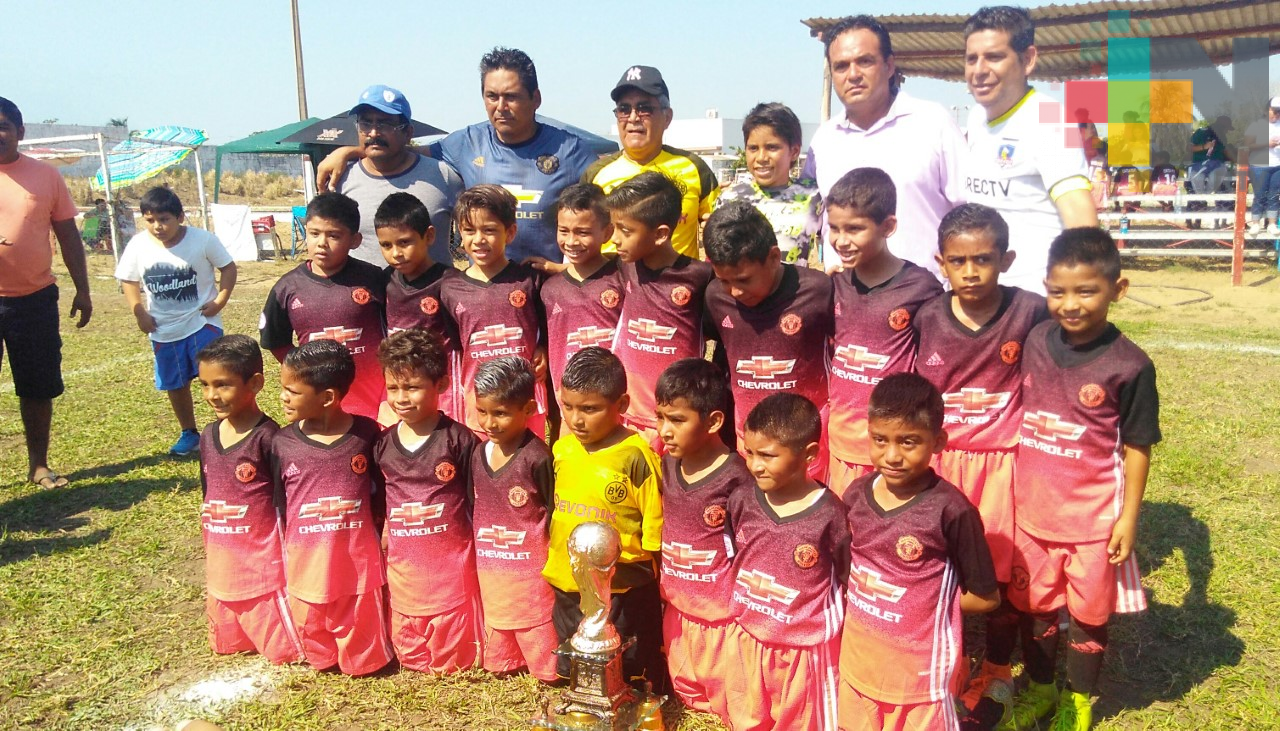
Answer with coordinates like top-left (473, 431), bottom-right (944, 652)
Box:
top-left (735, 569), bottom-right (800, 605)
top-left (736, 356), bottom-right (797, 380)
top-left (662, 541), bottom-right (717, 570)
top-left (202, 500), bottom-right (248, 523)
top-left (476, 526), bottom-right (526, 549)
top-left (943, 388), bottom-right (1012, 414)
top-left (299, 497), bottom-right (361, 521)
top-left (309, 326), bottom-right (363, 346)
top-left (470, 324), bottom-right (524, 348)
top-left (502, 184), bottom-right (544, 207)
top-left (627, 318), bottom-right (677, 343)
top-left (834, 345), bottom-right (890, 372)
top-left (567, 325), bottom-right (615, 350)
top-left (1022, 411), bottom-right (1086, 442)
top-left (389, 502), bottom-right (445, 527)
top-left (850, 564), bottom-right (907, 603)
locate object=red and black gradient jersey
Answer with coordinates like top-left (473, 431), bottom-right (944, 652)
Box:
top-left (199, 416), bottom-right (285, 602)
top-left (660, 453), bottom-right (754, 623)
top-left (271, 416), bottom-right (385, 604)
top-left (384, 263), bottom-right (459, 346)
top-left (841, 471), bottom-right (998, 705)
top-left (471, 431), bottom-right (555, 630)
top-left (613, 256), bottom-right (714, 430)
top-left (829, 262), bottom-right (943, 464)
top-left (1016, 323), bottom-right (1161, 543)
top-left (914, 286), bottom-right (1049, 451)
top-left (260, 260), bottom-right (387, 421)
top-left (726, 485), bottom-right (851, 646)
top-left (374, 416), bottom-right (478, 616)
top-left (541, 259), bottom-right (624, 397)
top-left (705, 264), bottom-right (833, 440)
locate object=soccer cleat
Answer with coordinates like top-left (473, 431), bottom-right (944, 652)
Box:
top-left (169, 429), bottom-right (201, 456)
top-left (997, 680), bottom-right (1057, 731)
top-left (960, 661), bottom-right (1014, 715)
top-left (1048, 689), bottom-right (1092, 731)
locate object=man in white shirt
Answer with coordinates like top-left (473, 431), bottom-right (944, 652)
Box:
top-left (1244, 97), bottom-right (1280, 235)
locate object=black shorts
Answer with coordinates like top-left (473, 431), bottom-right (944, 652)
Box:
top-left (0, 284), bottom-right (64, 400)
top-left (552, 580), bottom-right (670, 694)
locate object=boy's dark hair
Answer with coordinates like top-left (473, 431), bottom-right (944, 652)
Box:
top-left (0, 97), bottom-right (22, 127)
top-left (604, 171), bottom-right (682, 230)
top-left (554, 182), bottom-right (610, 229)
top-left (823, 16), bottom-right (901, 95)
top-left (284, 339), bottom-right (356, 397)
top-left (455, 184), bottom-right (518, 229)
top-left (197, 334), bottom-right (264, 383)
top-left (479, 47), bottom-right (539, 96)
top-left (139, 187), bottom-right (184, 217)
top-left (744, 393), bottom-right (821, 451)
top-left (374, 192), bottom-right (433, 235)
top-left (474, 356), bottom-right (537, 404)
top-left (655, 358), bottom-right (730, 419)
top-left (561, 346), bottom-right (627, 402)
top-left (937, 203), bottom-right (1010, 255)
top-left (964, 6), bottom-right (1036, 54)
top-left (742, 102), bottom-right (803, 149)
top-left (307, 192), bottom-right (361, 234)
top-left (826, 167), bottom-right (896, 223)
top-left (703, 201), bottom-right (778, 265)
top-left (378, 327), bottom-right (448, 382)
top-left (868, 372), bottom-right (944, 434)
top-left (1048, 227), bottom-right (1123, 281)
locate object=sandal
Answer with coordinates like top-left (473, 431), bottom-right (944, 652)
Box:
top-left (30, 471), bottom-right (70, 490)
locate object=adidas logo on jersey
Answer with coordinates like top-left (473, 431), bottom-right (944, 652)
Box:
top-left (455, 303), bottom-right (467, 314)
top-left (284, 463), bottom-right (300, 478)
top-left (721, 315), bottom-right (734, 329)
top-left (290, 299), bottom-right (304, 310)
top-left (553, 302), bottom-right (564, 315)
top-left (925, 352), bottom-right (943, 366)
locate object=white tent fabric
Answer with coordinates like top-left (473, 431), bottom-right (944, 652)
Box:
top-left (209, 204), bottom-right (257, 262)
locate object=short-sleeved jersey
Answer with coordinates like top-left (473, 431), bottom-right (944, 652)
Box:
top-left (840, 472), bottom-right (998, 705)
top-left (717, 177), bottom-right (821, 264)
top-left (114, 227), bottom-right (235, 343)
top-left (829, 263), bottom-right (943, 464)
top-left (659, 453), bottom-right (754, 623)
top-left (584, 146), bottom-right (720, 259)
top-left (272, 416), bottom-right (384, 604)
top-left (1016, 323), bottom-right (1161, 543)
top-left (471, 431), bottom-right (555, 630)
top-left (1149, 164), bottom-right (1180, 196)
top-left (543, 431), bottom-right (664, 593)
top-left (260, 260), bottom-right (387, 421)
top-left (0, 154), bottom-right (78, 297)
top-left (914, 287), bottom-right (1049, 451)
top-left (384, 263), bottom-right (459, 343)
top-left (727, 486), bottom-right (851, 647)
top-left (374, 416), bottom-right (478, 616)
top-left (613, 256), bottom-right (714, 430)
top-left (705, 264), bottom-right (833, 439)
top-left (541, 259), bottom-right (624, 396)
top-left (199, 417), bottom-right (285, 602)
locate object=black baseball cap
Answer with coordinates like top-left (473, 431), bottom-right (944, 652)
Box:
top-left (611, 65), bottom-right (670, 102)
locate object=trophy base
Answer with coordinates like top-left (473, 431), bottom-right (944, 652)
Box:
top-left (529, 638), bottom-right (665, 730)
top-left (530, 691), bottom-right (665, 731)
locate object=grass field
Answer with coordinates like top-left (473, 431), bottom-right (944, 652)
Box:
top-left (1, 253), bottom-right (1278, 730)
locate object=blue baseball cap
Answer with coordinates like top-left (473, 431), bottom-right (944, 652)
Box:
top-left (350, 85), bottom-right (411, 120)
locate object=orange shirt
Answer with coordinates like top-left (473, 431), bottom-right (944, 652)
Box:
top-left (0, 154), bottom-right (77, 297)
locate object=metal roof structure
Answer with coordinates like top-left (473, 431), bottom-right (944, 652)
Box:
top-left (803, 0), bottom-right (1280, 82)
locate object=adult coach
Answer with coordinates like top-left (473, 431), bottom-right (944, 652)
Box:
top-left (583, 65), bottom-right (719, 259)
top-left (963, 6), bottom-right (1097, 292)
top-left (0, 97), bottom-right (93, 489)
top-left (802, 15), bottom-right (965, 278)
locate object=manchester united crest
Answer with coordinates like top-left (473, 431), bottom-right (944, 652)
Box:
top-left (888, 308), bottom-right (911, 331)
top-left (508, 486), bottom-right (529, 508)
top-left (896, 535), bottom-right (924, 562)
top-left (1079, 383), bottom-right (1106, 408)
top-left (536, 154), bottom-right (560, 174)
top-left (509, 290), bottom-right (527, 308)
top-left (352, 287), bottom-right (371, 305)
top-left (794, 543), bottom-right (819, 569)
top-left (435, 461), bottom-right (457, 482)
top-left (420, 296), bottom-right (439, 315)
top-left (234, 462), bottom-right (257, 483)
top-left (671, 286), bottom-right (692, 307)
top-left (1000, 340), bottom-right (1022, 365)
top-left (350, 454), bottom-right (368, 475)
top-left (703, 505), bottom-right (726, 528)
top-left (780, 313), bottom-right (802, 336)
top-left (600, 288), bottom-right (620, 309)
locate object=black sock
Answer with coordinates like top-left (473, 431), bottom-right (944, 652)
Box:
top-left (985, 591), bottom-right (1021, 666)
top-left (1064, 616), bottom-right (1108, 695)
top-left (1020, 611), bottom-right (1060, 685)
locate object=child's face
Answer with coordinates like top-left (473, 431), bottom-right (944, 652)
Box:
top-left (936, 230), bottom-right (1014, 308)
top-left (142, 211), bottom-right (184, 245)
top-left (868, 416), bottom-right (945, 491)
top-left (557, 207), bottom-right (612, 267)
top-left (560, 387), bottom-right (627, 446)
top-left (384, 369), bottom-right (445, 426)
top-left (744, 125), bottom-right (800, 189)
top-left (475, 394), bottom-right (534, 446)
top-left (743, 430), bottom-right (814, 495)
top-left (460, 208), bottom-right (515, 269)
top-left (1045, 262), bottom-right (1127, 345)
top-left (610, 212), bottom-right (664, 264)
top-left (197, 361), bottom-right (263, 421)
top-left (655, 397), bottom-right (722, 459)
top-left (377, 224), bottom-right (435, 278)
top-left (710, 249), bottom-right (783, 308)
top-left (306, 216), bottom-right (360, 275)
top-left (279, 365), bottom-right (330, 424)
top-left (827, 205), bottom-right (894, 270)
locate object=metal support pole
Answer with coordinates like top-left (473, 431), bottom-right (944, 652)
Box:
top-left (821, 56), bottom-right (832, 123)
top-left (95, 132), bottom-right (121, 266)
top-left (1233, 157), bottom-right (1248, 286)
top-left (192, 147), bottom-right (209, 230)
top-left (292, 0), bottom-right (317, 201)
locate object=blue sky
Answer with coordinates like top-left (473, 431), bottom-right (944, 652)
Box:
top-left (5, 0), bottom-right (1274, 144)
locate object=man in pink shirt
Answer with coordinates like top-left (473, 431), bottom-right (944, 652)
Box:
top-left (803, 15), bottom-right (966, 280)
top-left (0, 97), bottom-right (93, 489)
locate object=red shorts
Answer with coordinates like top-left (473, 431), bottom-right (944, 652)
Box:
top-left (934, 448), bottom-right (1015, 583)
top-left (1008, 526), bottom-right (1146, 626)
top-left (838, 680), bottom-right (960, 731)
top-left (483, 619), bottom-right (559, 682)
top-left (206, 589), bottom-right (303, 664)
top-left (663, 608), bottom-right (735, 723)
top-left (828, 457), bottom-right (874, 499)
top-left (391, 593), bottom-right (484, 675)
top-left (723, 624), bottom-right (840, 731)
top-left (288, 589), bottom-right (394, 675)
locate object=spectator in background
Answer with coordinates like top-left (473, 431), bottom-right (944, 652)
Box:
top-left (1187, 116), bottom-right (1234, 228)
top-left (1244, 98), bottom-right (1280, 236)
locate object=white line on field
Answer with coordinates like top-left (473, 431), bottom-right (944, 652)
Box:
top-left (0, 353), bottom-right (151, 394)
top-left (1145, 339), bottom-right (1280, 356)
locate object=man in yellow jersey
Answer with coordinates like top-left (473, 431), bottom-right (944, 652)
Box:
top-left (583, 66), bottom-right (719, 258)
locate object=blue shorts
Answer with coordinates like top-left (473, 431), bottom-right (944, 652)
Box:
top-left (153, 324), bottom-right (222, 391)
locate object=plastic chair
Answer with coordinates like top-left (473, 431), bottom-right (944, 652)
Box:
top-left (251, 215), bottom-right (282, 260)
top-left (291, 205), bottom-right (308, 257)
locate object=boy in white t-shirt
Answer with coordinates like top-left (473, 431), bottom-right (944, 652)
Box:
top-left (115, 187), bottom-right (237, 455)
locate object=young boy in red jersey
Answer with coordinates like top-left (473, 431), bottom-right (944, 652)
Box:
top-left (839, 373), bottom-right (1000, 731)
top-left (703, 201), bottom-right (833, 479)
top-left (725, 393), bottom-right (850, 731)
top-left (544, 347), bottom-right (667, 692)
top-left (470, 356), bottom-right (558, 682)
top-left (827, 168), bottom-right (943, 497)
top-left (654, 358), bottom-right (753, 722)
top-left (373, 328), bottom-right (481, 675)
top-left (913, 204), bottom-right (1050, 730)
top-left (196, 334), bottom-right (302, 664)
top-left (439, 185), bottom-right (548, 439)
top-left (607, 172), bottom-right (715, 446)
top-left (261, 193), bottom-right (386, 422)
top-left (1005, 229), bottom-right (1159, 731)
top-left (271, 339), bottom-right (392, 676)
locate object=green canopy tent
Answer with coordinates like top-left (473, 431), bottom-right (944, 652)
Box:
top-left (212, 117), bottom-right (324, 202)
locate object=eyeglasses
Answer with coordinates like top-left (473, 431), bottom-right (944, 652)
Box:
top-left (355, 119), bottom-right (409, 134)
top-left (613, 103), bottom-right (662, 119)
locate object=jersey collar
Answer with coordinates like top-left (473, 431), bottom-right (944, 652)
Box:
top-left (988, 88), bottom-right (1036, 127)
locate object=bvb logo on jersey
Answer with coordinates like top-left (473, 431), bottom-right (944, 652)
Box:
top-left (600, 288), bottom-right (620, 309)
top-left (420, 296), bottom-right (439, 315)
top-left (1000, 341), bottom-right (1022, 365)
top-left (896, 535), bottom-right (924, 562)
top-left (703, 505), bottom-right (726, 528)
top-left (536, 155), bottom-right (560, 174)
top-left (435, 461), bottom-right (457, 482)
top-left (671, 286), bottom-right (692, 307)
top-left (352, 287), bottom-right (371, 305)
top-left (351, 454), bottom-right (368, 475)
top-left (1079, 383), bottom-right (1106, 408)
top-left (508, 486), bottom-right (529, 508)
top-left (509, 290), bottom-right (528, 308)
top-left (780, 313), bottom-right (802, 336)
top-left (888, 308), bottom-right (911, 331)
top-left (235, 462), bottom-right (257, 483)
top-left (794, 543), bottom-right (819, 569)
top-left (604, 480), bottom-right (628, 504)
